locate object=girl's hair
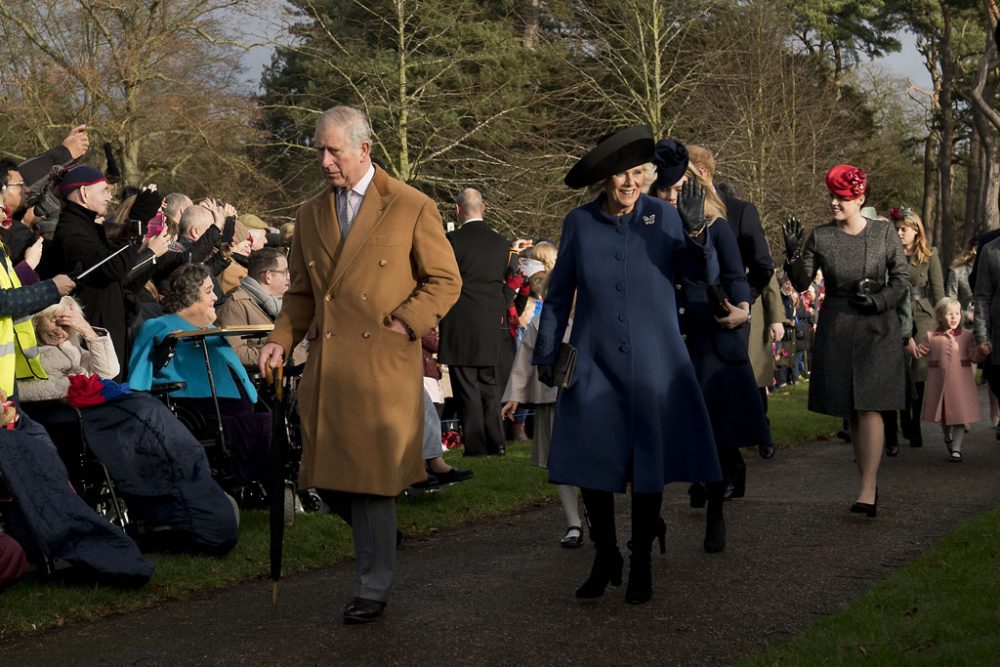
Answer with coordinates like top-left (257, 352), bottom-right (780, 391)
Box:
top-left (952, 238), bottom-right (977, 268)
top-left (532, 241), bottom-right (557, 272)
top-left (685, 165), bottom-right (727, 223)
top-left (529, 271), bottom-right (548, 299)
top-left (894, 209), bottom-right (932, 266)
top-left (933, 296), bottom-right (962, 328)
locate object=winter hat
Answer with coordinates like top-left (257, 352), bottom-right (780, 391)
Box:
top-left (56, 164), bottom-right (107, 199)
top-left (651, 139), bottom-right (689, 190)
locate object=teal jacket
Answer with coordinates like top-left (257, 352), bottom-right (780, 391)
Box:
top-left (128, 314), bottom-right (257, 402)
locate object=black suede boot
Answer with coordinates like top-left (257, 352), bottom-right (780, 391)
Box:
top-left (704, 482), bottom-right (726, 554)
top-left (576, 488), bottom-right (622, 599)
top-left (625, 492), bottom-right (662, 604)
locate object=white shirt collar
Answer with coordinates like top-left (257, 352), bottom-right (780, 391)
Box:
top-left (346, 164), bottom-right (376, 198)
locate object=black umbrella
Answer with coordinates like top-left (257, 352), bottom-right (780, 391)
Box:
top-left (266, 364), bottom-right (288, 608)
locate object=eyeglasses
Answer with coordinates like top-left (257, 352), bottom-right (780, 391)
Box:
top-left (268, 268), bottom-right (290, 275)
top-left (5, 182), bottom-right (24, 189)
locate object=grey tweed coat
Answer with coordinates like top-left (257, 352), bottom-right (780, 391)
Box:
top-left (787, 218), bottom-right (909, 418)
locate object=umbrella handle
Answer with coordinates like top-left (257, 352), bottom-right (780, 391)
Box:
top-left (263, 364), bottom-right (285, 402)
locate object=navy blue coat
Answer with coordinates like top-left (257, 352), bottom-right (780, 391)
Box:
top-left (680, 219), bottom-right (770, 449)
top-left (533, 194), bottom-right (722, 493)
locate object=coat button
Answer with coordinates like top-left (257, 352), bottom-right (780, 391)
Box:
top-left (615, 252), bottom-right (624, 261)
top-left (618, 313), bottom-right (628, 322)
top-left (308, 260), bottom-right (315, 268)
top-left (675, 283), bottom-right (682, 290)
top-left (361, 293), bottom-right (368, 301)
top-left (615, 282), bottom-right (625, 291)
top-left (678, 307), bottom-right (686, 315)
top-left (324, 331), bottom-right (333, 338)
top-left (362, 331), bottom-right (371, 339)
top-left (616, 226), bottom-right (626, 235)
top-left (378, 259), bottom-right (387, 267)
top-left (620, 344), bottom-right (631, 353)
top-left (324, 295), bottom-right (332, 302)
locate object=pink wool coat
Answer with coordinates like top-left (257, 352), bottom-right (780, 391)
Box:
top-left (920, 327), bottom-right (985, 425)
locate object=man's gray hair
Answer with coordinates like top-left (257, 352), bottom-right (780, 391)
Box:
top-left (163, 192), bottom-right (192, 221)
top-left (179, 205), bottom-right (213, 236)
top-left (315, 106), bottom-right (372, 149)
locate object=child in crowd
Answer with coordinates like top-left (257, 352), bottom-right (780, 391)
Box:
top-left (916, 297), bottom-right (986, 462)
top-left (501, 277), bottom-right (582, 548)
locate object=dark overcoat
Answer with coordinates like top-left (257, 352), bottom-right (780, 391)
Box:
top-left (720, 193), bottom-right (774, 302)
top-left (905, 252), bottom-right (944, 382)
top-left (42, 201), bottom-right (156, 379)
top-left (437, 220), bottom-right (515, 367)
top-left (788, 218), bottom-right (909, 418)
top-left (533, 194), bottom-right (721, 493)
top-left (680, 219), bottom-right (769, 449)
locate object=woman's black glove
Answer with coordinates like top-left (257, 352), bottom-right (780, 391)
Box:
top-left (131, 189), bottom-right (164, 224)
top-left (537, 364), bottom-right (556, 387)
top-left (676, 179), bottom-right (707, 236)
top-left (782, 216), bottom-right (803, 260)
top-left (850, 294), bottom-right (879, 314)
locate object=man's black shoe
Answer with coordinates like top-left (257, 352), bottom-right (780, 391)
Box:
top-left (432, 466), bottom-right (473, 485)
top-left (409, 474), bottom-right (441, 490)
top-left (758, 442), bottom-right (775, 459)
top-left (343, 597), bottom-right (386, 625)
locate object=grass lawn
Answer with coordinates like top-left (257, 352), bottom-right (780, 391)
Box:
top-left (742, 508), bottom-right (1000, 666)
top-left (0, 384), bottom-right (836, 639)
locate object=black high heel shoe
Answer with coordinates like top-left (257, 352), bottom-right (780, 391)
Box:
top-left (575, 548), bottom-right (624, 599)
top-left (850, 488), bottom-right (878, 518)
top-left (688, 483), bottom-right (707, 508)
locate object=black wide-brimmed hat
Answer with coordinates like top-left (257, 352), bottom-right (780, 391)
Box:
top-left (564, 125), bottom-right (655, 189)
top-left (651, 139), bottom-right (688, 190)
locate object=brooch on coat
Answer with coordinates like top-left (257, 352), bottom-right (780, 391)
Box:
top-left (642, 214), bottom-right (656, 225)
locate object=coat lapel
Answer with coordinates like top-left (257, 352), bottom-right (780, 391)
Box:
top-left (328, 168), bottom-right (396, 291)
top-left (314, 189), bottom-right (341, 261)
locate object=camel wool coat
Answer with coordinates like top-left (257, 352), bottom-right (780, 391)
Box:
top-left (268, 167), bottom-right (461, 496)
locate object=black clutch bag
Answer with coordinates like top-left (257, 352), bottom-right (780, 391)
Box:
top-left (707, 284), bottom-right (730, 319)
top-left (552, 343), bottom-right (577, 389)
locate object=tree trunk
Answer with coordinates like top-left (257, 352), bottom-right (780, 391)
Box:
top-left (937, 2), bottom-right (954, 267)
top-left (964, 125), bottom-right (981, 245)
top-left (520, 0), bottom-right (540, 50)
top-left (922, 130), bottom-right (939, 235)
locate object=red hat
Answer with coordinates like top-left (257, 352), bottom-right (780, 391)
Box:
top-left (825, 164), bottom-right (867, 200)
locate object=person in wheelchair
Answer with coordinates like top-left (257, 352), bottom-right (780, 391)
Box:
top-left (17, 296), bottom-right (239, 556)
top-left (18, 296), bottom-right (118, 402)
top-left (128, 263), bottom-right (271, 500)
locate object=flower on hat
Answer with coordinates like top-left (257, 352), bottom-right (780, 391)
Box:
top-left (825, 164), bottom-right (868, 201)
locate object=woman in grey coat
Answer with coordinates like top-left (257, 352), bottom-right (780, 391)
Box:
top-left (782, 165), bottom-right (909, 518)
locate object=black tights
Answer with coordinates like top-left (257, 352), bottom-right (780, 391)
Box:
top-left (580, 488), bottom-right (662, 551)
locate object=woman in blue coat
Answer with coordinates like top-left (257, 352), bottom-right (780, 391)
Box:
top-left (533, 126), bottom-right (721, 604)
top-left (651, 141), bottom-right (770, 554)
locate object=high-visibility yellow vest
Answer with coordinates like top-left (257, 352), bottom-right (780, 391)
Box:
top-left (0, 254), bottom-right (47, 395)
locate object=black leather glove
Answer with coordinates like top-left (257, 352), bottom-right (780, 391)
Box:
top-left (850, 294), bottom-right (879, 314)
top-left (676, 178), bottom-right (707, 236)
top-left (782, 216), bottom-right (803, 261)
top-left (131, 189), bottom-right (164, 224)
top-left (537, 364), bottom-right (556, 387)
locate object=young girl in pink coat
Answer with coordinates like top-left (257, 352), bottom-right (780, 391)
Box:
top-left (916, 297), bottom-right (986, 462)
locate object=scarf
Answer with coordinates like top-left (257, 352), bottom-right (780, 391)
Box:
top-left (240, 276), bottom-right (282, 319)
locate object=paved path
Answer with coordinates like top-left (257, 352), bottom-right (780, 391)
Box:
top-left (4, 422), bottom-right (1000, 666)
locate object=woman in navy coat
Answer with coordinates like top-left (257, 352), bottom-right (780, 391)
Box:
top-left (533, 126), bottom-right (721, 604)
top-left (651, 140), bottom-right (769, 554)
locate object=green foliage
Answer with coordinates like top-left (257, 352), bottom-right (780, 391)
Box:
top-left (742, 508), bottom-right (1000, 665)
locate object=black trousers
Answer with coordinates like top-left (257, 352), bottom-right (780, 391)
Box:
top-left (450, 365), bottom-right (506, 456)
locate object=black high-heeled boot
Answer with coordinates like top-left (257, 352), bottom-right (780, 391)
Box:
top-left (704, 483), bottom-right (726, 553)
top-left (625, 492), bottom-right (663, 604)
top-left (576, 488), bottom-right (621, 599)
top-left (626, 516), bottom-right (665, 554)
top-left (688, 483), bottom-right (707, 508)
top-left (576, 547), bottom-right (624, 598)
